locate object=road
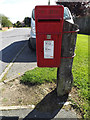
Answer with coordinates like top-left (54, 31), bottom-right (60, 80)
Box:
top-left (0, 28), bottom-right (31, 75)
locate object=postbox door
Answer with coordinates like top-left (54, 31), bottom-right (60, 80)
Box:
top-left (36, 34), bottom-right (62, 67)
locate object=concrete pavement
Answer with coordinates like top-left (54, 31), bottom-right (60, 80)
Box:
top-left (0, 28), bottom-right (30, 76)
top-left (3, 42), bottom-right (37, 81)
top-left (0, 108), bottom-right (78, 120)
top-left (0, 28), bottom-right (37, 81)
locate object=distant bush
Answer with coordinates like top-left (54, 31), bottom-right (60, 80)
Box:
top-left (13, 17), bottom-right (31, 28)
top-left (14, 21), bottom-right (22, 27)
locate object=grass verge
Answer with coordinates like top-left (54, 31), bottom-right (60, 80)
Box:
top-left (21, 34), bottom-right (89, 118)
top-left (72, 34), bottom-right (89, 118)
top-left (21, 67), bottom-right (57, 84)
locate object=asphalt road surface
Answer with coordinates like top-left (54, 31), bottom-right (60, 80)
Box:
top-left (0, 28), bottom-right (30, 75)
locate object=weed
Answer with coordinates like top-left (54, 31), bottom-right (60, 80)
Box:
top-left (3, 98), bottom-right (8, 102)
top-left (1, 88), bottom-right (5, 92)
top-left (18, 99), bottom-right (22, 103)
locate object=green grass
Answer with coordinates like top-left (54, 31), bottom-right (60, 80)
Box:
top-left (21, 34), bottom-right (89, 118)
top-left (21, 67), bottom-right (57, 84)
top-left (72, 34), bottom-right (89, 118)
top-left (73, 34), bottom-right (88, 95)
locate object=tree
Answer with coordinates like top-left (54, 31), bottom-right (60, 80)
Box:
top-left (0, 14), bottom-right (13, 27)
top-left (56, 1), bottom-right (90, 17)
top-left (23, 17), bottom-right (31, 27)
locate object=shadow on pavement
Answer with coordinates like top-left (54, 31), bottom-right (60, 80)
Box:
top-left (0, 40), bottom-right (37, 63)
top-left (23, 89), bottom-right (68, 120)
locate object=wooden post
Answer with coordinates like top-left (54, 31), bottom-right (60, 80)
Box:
top-left (57, 21), bottom-right (79, 96)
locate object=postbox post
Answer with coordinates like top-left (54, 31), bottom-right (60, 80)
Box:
top-left (57, 21), bottom-right (79, 96)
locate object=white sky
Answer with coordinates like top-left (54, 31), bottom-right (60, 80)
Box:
top-left (0, 0), bottom-right (56, 23)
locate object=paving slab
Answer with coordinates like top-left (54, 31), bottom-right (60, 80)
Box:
top-left (0, 108), bottom-right (79, 120)
top-left (4, 43), bottom-right (37, 81)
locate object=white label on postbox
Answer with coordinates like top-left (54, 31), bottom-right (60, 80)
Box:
top-left (44, 41), bottom-right (54, 59)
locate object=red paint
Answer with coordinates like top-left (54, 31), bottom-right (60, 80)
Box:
top-left (35, 5), bottom-right (64, 67)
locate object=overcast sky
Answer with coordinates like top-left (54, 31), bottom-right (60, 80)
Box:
top-left (0, 0), bottom-right (56, 23)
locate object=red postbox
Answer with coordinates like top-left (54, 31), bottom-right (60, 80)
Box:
top-left (35, 6), bottom-right (64, 67)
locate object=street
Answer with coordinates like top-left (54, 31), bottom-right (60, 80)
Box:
top-left (0, 28), bottom-right (36, 78)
